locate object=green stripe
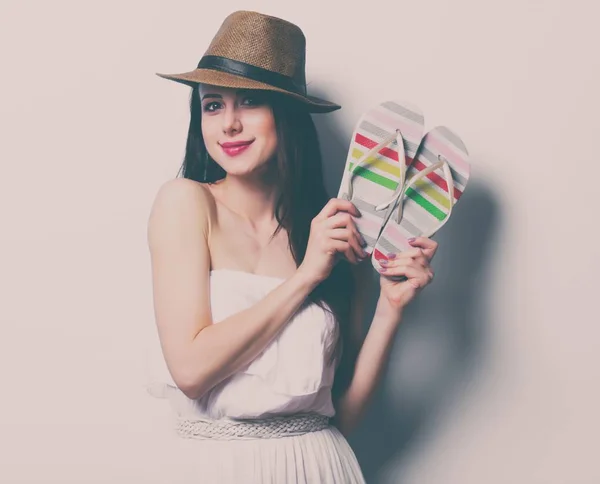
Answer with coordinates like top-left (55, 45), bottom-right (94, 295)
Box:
top-left (348, 163), bottom-right (447, 221)
top-left (349, 163), bottom-right (398, 190)
top-left (405, 187), bottom-right (446, 221)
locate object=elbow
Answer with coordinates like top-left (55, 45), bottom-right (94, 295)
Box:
top-left (177, 381), bottom-right (204, 400)
top-left (173, 367), bottom-right (212, 401)
top-left (331, 414), bottom-right (353, 438)
top-left (331, 405), bottom-right (361, 437)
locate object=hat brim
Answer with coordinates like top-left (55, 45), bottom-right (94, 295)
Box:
top-left (155, 68), bottom-right (341, 114)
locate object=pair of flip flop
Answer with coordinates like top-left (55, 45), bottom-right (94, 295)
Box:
top-left (336, 100), bottom-right (471, 271)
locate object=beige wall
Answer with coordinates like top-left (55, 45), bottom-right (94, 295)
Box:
top-left (1, 0), bottom-right (598, 482)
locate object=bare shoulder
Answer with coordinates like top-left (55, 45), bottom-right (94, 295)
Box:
top-left (150, 177), bottom-right (215, 212)
top-left (147, 178), bottom-right (216, 246)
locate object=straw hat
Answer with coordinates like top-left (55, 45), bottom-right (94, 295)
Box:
top-left (156, 10), bottom-right (340, 113)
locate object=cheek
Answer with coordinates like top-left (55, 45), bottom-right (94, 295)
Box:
top-left (246, 109), bottom-right (277, 149)
top-left (262, 126), bottom-right (277, 155)
top-left (201, 115), bottom-right (215, 141)
top-left (201, 117), bottom-right (224, 162)
top-left (264, 119), bottom-right (277, 149)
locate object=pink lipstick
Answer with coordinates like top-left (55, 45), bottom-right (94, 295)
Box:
top-left (219, 139), bottom-right (254, 156)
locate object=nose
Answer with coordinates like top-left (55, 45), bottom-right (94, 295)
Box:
top-left (222, 104), bottom-right (242, 136)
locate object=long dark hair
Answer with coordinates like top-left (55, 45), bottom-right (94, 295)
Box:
top-left (177, 85), bottom-right (358, 403)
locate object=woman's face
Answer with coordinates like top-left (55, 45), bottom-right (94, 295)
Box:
top-left (199, 85), bottom-right (278, 178)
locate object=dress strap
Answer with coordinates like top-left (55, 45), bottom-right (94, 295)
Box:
top-left (175, 413), bottom-right (330, 440)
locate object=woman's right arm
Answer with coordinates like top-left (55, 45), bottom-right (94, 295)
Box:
top-left (147, 178), bottom-right (365, 400)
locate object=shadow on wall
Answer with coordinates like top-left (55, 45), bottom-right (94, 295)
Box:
top-left (311, 93), bottom-right (501, 484)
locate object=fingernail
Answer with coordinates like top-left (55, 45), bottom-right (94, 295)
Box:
top-left (379, 259), bottom-right (389, 266)
top-left (379, 266), bottom-right (387, 272)
top-left (387, 253), bottom-right (397, 259)
top-left (360, 237), bottom-right (367, 247)
top-left (408, 237), bottom-right (416, 243)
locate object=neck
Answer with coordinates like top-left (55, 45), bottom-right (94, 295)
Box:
top-left (215, 170), bottom-right (280, 229)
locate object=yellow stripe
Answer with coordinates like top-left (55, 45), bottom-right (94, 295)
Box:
top-left (351, 148), bottom-right (401, 177)
top-left (350, 147), bottom-right (451, 211)
top-left (410, 178), bottom-right (451, 210)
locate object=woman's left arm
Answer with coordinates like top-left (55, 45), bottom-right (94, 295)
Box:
top-left (333, 237), bottom-right (438, 436)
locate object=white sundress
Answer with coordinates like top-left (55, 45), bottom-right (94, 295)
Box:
top-left (145, 268), bottom-right (366, 483)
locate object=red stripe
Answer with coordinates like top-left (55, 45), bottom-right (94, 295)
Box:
top-left (372, 248), bottom-right (388, 261)
top-left (355, 133), bottom-right (463, 200)
top-left (412, 160), bottom-right (463, 200)
top-left (355, 133), bottom-right (412, 166)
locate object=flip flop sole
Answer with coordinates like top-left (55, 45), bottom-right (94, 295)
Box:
top-left (372, 125), bottom-right (470, 264)
top-left (337, 100), bottom-right (425, 254)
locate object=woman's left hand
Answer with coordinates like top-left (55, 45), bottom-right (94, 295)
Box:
top-left (375, 237), bottom-right (438, 312)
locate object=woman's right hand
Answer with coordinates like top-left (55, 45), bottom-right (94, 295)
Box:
top-left (298, 198), bottom-right (368, 284)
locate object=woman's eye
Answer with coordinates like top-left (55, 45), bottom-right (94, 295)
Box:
top-left (242, 96), bottom-right (262, 106)
top-left (203, 101), bottom-right (221, 112)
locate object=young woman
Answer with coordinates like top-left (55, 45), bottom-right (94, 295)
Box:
top-left (147, 10), bottom-right (436, 483)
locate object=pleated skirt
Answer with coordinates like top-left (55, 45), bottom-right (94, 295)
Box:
top-left (152, 424), bottom-right (366, 483)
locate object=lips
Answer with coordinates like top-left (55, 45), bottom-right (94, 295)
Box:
top-left (220, 140), bottom-right (254, 148)
top-left (219, 139), bottom-right (254, 156)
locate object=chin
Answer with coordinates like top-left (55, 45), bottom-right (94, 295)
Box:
top-left (224, 168), bottom-right (256, 177)
top-left (218, 158), bottom-right (271, 177)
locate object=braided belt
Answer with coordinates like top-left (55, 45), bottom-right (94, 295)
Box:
top-left (175, 413), bottom-right (330, 440)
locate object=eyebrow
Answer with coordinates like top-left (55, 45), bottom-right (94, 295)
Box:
top-left (201, 93), bottom-right (223, 100)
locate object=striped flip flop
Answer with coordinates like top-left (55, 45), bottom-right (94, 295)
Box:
top-left (337, 100), bottom-right (425, 256)
top-left (372, 125), bottom-right (471, 267)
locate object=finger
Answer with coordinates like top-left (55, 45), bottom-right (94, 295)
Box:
top-left (328, 228), bottom-right (351, 240)
top-left (327, 228), bottom-right (360, 248)
top-left (326, 214), bottom-right (366, 248)
top-left (379, 257), bottom-right (417, 270)
top-left (408, 237), bottom-right (437, 250)
top-left (315, 198), bottom-right (361, 222)
top-left (349, 233), bottom-right (368, 261)
top-left (379, 258), bottom-right (427, 274)
top-left (380, 250), bottom-right (428, 270)
top-left (344, 219), bottom-right (367, 249)
top-left (344, 246), bottom-right (359, 265)
top-left (386, 263), bottom-right (433, 288)
top-left (390, 253), bottom-right (429, 269)
top-left (331, 240), bottom-right (359, 264)
top-left (329, 229), bottom-right (368, 262)
top-left (409, 270), bottom-right (433, 288)
top-left (408, 237), bottom-right (438, 260)
top-left (383, 248), bottom-right (422, 261)
top-left (326, 212), bottom-right (355, 230)
top-left (326, 239), bottom-right (351, 256)
top-left (375, 259), bottom-right (426, 281)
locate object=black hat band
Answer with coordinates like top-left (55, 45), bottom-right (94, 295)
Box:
top-left (197, 55), bottom-right (307, 96)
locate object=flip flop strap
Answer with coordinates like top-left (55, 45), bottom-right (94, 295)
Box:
top-left (387, 154), bottom-right (456, 237)
top-left (344, 130), bottom-right (407, 210)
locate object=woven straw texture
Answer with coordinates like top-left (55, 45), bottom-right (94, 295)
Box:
top-left (176, 413), bottom-right (330, 441)
top-left (155, 10), bottom-right (340, 112)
